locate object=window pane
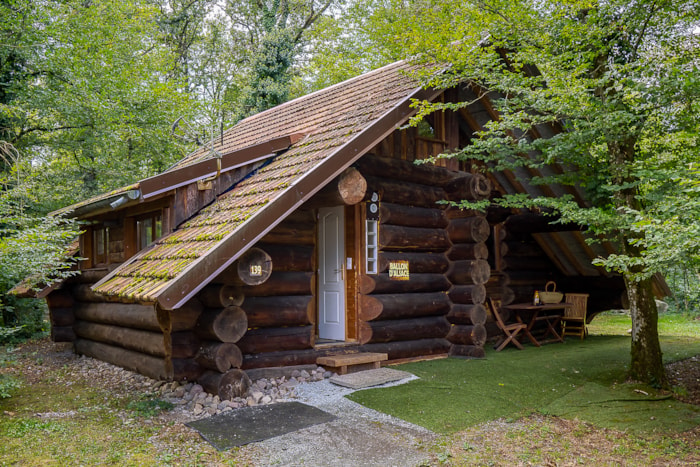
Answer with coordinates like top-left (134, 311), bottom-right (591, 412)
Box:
top-left (138, 218), bottom-right (152, 250)
top-left (93, 228), bottom-right (108, 264)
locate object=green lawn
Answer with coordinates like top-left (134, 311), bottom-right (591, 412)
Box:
top-left (349, 312), bottom-right (700, 435)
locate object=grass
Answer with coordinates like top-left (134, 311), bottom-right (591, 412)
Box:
top-left (1, 311), bottom-right (698, 465)
top-left (0, 349), bottom-right (244, 466)
top-left (349, 312), bottom-right (700, 435)
top-left (0, 380), bottom-right (160, 464)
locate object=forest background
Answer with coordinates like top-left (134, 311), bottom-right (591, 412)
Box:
top-left (0, 0), bottom-right (698, 384)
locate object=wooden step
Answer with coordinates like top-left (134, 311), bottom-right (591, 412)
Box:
top-left (317, 352), bottom-right (388, 375)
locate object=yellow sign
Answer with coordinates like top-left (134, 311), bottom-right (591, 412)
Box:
top-left (250, 264), bottom-right (263, 277)
top-left (388, 260), bottom-right (409, 280)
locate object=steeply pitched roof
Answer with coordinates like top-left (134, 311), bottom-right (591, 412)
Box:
top-left (92, 61), bottom-right (441, 309)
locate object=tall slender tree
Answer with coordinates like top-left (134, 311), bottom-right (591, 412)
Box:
top-left (226, 0), bottom-right (335, 116)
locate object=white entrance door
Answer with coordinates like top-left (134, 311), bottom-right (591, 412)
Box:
top-left (318, 206), bottom-right (346, 341)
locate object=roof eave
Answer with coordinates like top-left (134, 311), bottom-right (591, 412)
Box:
top-left (140, 134), bottom-right (305, 199)
top-left (53, 189), bottom-right (142, 219)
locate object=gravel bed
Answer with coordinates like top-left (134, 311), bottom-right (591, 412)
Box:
top-left (63, 348), bottom-right (437, 465)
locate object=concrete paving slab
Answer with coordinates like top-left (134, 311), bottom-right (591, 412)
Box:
top-left (186, 401), bottom-right (336, 450)
top-left (329, 367), bottom-right (414, 389)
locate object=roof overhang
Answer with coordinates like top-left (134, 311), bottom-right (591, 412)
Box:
top-left (139, 134), bottom-right (305, 199)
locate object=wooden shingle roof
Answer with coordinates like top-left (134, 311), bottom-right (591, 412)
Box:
top-left (92, 61), bottom-right (441, 309)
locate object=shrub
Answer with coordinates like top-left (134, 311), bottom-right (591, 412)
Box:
top-left (0, 374), bottom-right (21, 399)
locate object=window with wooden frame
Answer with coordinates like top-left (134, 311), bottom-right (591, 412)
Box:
top-left (136, 212), bottom-right (163, 250)
top-left (92, 226), bottom-right (109, 265)
top-left (365, 220), bottom-right (378, 274)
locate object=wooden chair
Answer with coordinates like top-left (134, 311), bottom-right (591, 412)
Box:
top-left (488, 298), bottom-right (526, 351)
top-left (562, 293), bottom-right (589, 339)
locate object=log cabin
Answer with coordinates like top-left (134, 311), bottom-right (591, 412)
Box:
top-left (13, 60), bottom-right (668, 398)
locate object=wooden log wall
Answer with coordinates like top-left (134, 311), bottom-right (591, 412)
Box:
top-left (443, 206), bottom-right (490, 357)
top-left (502, 229), bottom-right (558, 305)
top-left (69, 297), bottom-right (206, 381)
top-left (205, 210), bottom-right (320, 373)
top-left (52, 210), bottom-right (318, 399)
top-left (46, 289), bottom-right (76, 343)
top-left (356, 154), bottom-right (491, 360)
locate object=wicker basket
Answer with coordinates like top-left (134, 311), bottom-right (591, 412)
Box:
top-left (539, 281), bottom-right (563, 304)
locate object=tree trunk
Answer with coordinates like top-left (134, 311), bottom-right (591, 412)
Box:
top-left (446, 243), bottom-right (489, 261)
top-left (237, 325), bottom-right (314, 354)
top-left (74, 321), bottom-right (168, 357)
top-left (74, 339), bottom-right (169, 380)
top-left (365, 176), bottom-right (449, 209)
top-left (356, 153), bottom-right (461, 186)
top-left (446, 260), bottom-right (491, 285)
top-left (226, 271), bottom-right (314, 296)
top-left (446, 324), bottom-right (487, 346)
top-left (446, 217), bottom-right (490, 243)
top-left (359, 338), bottom-right (451, 361)
top-left (359, 316), bottom-right (451, 344)
top-left (446, 304), bottom-right (487, 325)
top-left (626, 274), bottom-right (668, 387)
top-left (258, 243), bottom-right (314, 271)
top-left (51, 325), bottom-right (76, 342)
top-left (379, 224), bottom-right (451, 251)
top-left (449, 344), bottom-right (485, 358)
top-left (447, 284), bottom-right (486, 304)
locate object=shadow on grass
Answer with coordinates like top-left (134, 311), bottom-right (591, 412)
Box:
top-left (347, 335), bottom-right (700, 434)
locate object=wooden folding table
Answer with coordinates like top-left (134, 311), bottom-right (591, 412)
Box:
top-left (503, 302), bottom-right (571, 347)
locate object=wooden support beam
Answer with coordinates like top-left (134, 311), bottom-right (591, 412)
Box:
top-left (359, 316), bottom-right (451, 344)
top-left (379, 202), bottom-right (448, 229)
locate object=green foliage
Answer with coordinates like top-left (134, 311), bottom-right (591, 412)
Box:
top-left (126, 396), bottom-right (174, 417)
top-left (365, 0), bottom-right (700, 282)
top-left (293, 0), bottom-right (395, 94)
top-left (0, 192), bottom-right (80, 336)
top-left (229, 0), bottom-right (337, 117)
top-left (665, 266), bottom-right (700, 314)
top-left (0, 0), bottom-right (197, 210)
top-left (359, 0), bottom-right (699, 385)
top-left (240, 28), bottom-right (297, 116)
top-left (0, 374), bottom-right (22, 399)
top-left (3, 418), bottom-right (64, 438)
